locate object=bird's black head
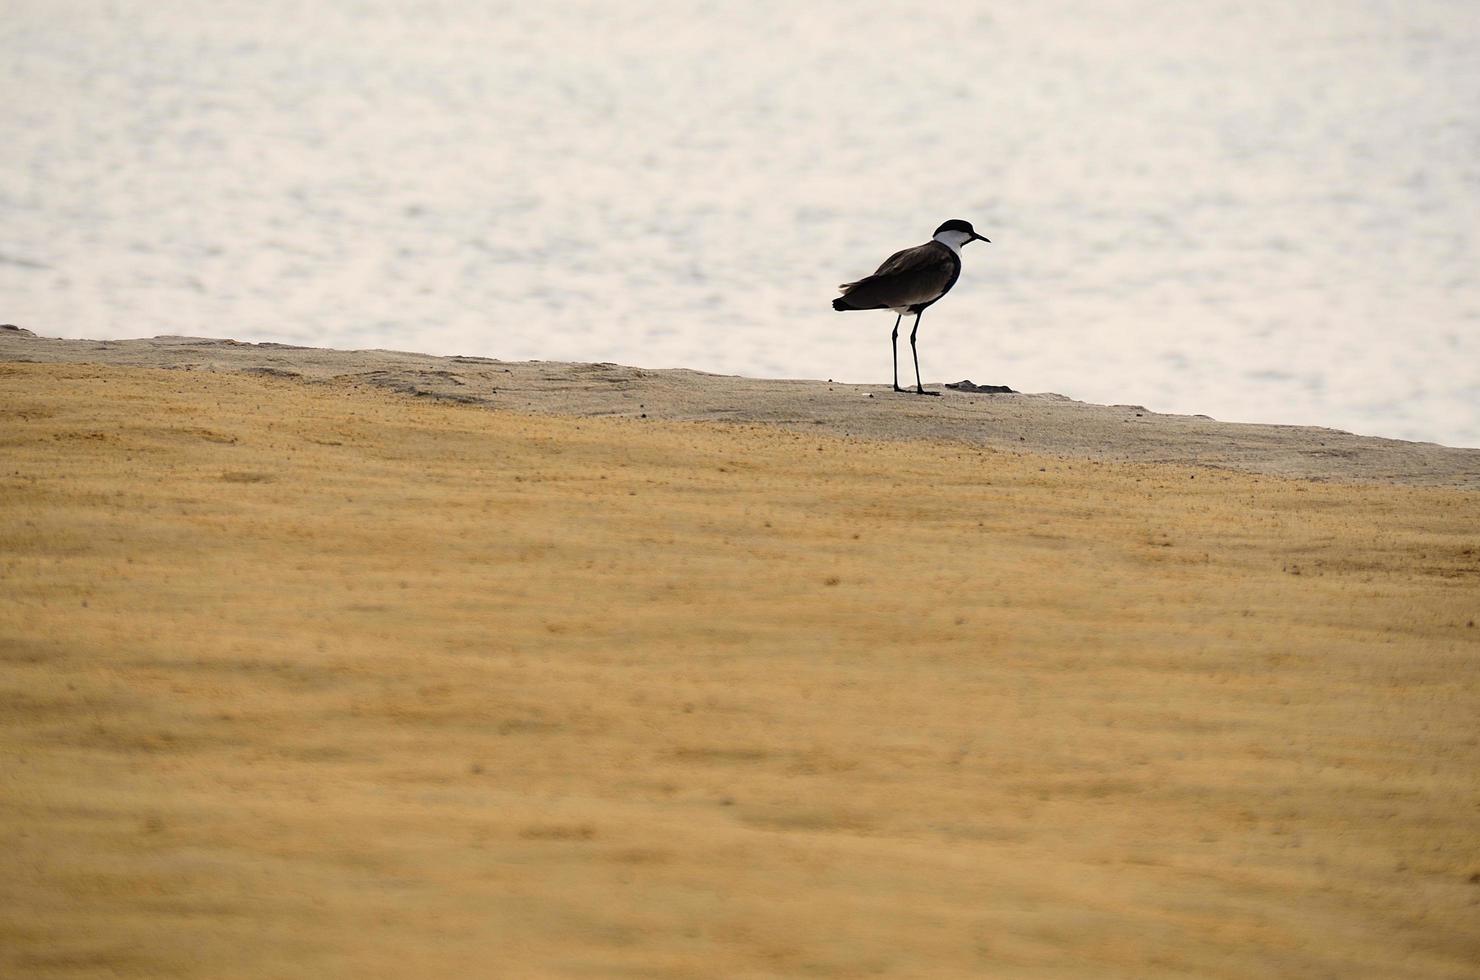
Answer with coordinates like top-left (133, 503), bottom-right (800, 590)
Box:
top-left (933, 219), bottom-right (990, 246)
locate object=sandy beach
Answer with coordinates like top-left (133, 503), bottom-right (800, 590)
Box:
top-left (3, 332), bottom-right (1479, 977)
top-left (5, 328), bottom-right (1479, 487)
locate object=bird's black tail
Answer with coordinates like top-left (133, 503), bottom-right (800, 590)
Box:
top-left (832, 297), bottom-right (851, 312)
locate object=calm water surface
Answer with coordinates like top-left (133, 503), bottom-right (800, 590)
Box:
top-left (4, 0), bottom-right (1478, 445)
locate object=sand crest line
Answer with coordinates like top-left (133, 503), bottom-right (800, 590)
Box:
top-left (3, 330), bottom-right (1478, 488)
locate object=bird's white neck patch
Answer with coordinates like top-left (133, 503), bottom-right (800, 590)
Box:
top-left (932, 229), bottom-right (973, 256)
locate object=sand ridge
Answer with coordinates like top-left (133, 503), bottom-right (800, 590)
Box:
top-left (5, 328), bottom-right (1479, 488)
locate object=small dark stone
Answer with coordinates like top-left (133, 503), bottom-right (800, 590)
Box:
top-left (945, 380), bottom-right (1016, 394)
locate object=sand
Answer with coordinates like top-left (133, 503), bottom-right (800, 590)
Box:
top-left (3, 337), bottom-right (1480, 977)
top-left (5, 328), bottom-right (1479, 487)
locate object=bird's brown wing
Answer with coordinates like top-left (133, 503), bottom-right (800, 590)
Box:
top-left (836, 242), bottom-right (955, 310)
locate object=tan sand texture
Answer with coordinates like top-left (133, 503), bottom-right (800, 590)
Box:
top-left (3, 360), bottom-right (1479, 977)
top-left (5, 328), bottom-right (1479, 487)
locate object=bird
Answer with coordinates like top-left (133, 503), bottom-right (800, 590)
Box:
top-left (832, 219), bottom-right (990, 395)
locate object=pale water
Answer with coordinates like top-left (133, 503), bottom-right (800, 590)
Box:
top-left (4, 0), bottom-right (1479, 446)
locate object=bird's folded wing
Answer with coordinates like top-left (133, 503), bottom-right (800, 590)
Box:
top-left (837, 242), bottom-right (955, 309)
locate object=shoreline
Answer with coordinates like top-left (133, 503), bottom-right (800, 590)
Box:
top-left (4, 327), bottom-right (1478, 489)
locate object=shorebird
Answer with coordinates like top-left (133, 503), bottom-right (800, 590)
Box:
top-left (832, 219), bottom-right (989, 395)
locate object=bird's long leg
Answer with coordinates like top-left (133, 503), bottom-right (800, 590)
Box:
top-left (890, 315), bottom-right (903, 392)
top-left (908, 312), bottom-right (939, 395)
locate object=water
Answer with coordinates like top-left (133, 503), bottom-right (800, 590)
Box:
top-left (4, 0), bottom-right (1479, 446)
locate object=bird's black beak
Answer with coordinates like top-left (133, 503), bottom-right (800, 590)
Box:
top-left (973, 234), bottom-right (991, 244)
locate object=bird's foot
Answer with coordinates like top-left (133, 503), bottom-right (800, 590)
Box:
top-left (914, 388), bottom-right (941, 397)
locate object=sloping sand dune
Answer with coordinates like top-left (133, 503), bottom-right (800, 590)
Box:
top-left (2, 349), bottom-right (1479, 977)
top-left (5, 328), bottom-right (1478, 487)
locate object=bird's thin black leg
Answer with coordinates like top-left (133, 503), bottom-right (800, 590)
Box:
top-left (890, 315), bottom-right (903, 392)
top-left (909, 312), bottom-right (939, 396)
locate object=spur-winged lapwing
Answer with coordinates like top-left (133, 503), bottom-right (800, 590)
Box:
top-left (832, 219), bottom-right (990, 395)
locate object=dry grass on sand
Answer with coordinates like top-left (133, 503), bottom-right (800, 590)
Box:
top-left (2, 362), bottom-right (1479, 977)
